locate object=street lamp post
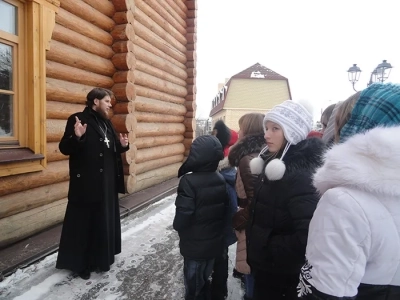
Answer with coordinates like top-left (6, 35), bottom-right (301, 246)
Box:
top-left (347, 60), bottom-right (393, 92)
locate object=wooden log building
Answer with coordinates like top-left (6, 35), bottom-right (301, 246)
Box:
top-left (0, 0), bottom-right (197, 248)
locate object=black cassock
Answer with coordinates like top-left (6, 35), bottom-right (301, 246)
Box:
top-left (56, 108), bottom-right (127, 273)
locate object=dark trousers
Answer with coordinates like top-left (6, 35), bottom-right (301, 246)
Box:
top-left (183, 258), bottom-right (214, 300)
top-left (253, 270), bottom-right (298, 300)
top-left (211, 247), bottom-right (228, 300)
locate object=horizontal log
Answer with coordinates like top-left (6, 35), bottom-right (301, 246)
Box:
top-left (133, 35), bottom-right (186, 70)
top-left (47, 40), bottom-right (116, 77)
top-left (0, 181), bottom-right (69, 219)
top-left (111, 23), bottom-right (134, 42)
top-left (129, 163), bottom-right (180, 193)
top-left (136, 122), bottom-right (185, 137)
top-left (186, 50), bottom-right (196, 61)
top-left (187, 9), bottom-right (196, 18)
top-left (184, 131), bottom-right (194, 138)
top-left (113, 101), bottom-right (135, 114)
top-left (56, 8), bottom-right (113, 46)
top-left (112, 40), bottom-right (135, 54)
top-left (47, 100), bottom-right (85, 120)
top-left (136, 0), bottom-right (186, 45)
top-left (46, 60), bottom-right (114, 89)
top-left (113, 0), bottom-right (134, 12)
top-left (125, 145), bottom-right (137, 165)
top-left (186, 77), bottom-right (195, 85)
top-left (136, 85), bottom-right (185, 105)
top-left (0, 198), bottom-right (67, 248)
top-left (186, 32), bottom-right (197, 43)
top-left (183, 137), bottom-right (193, 149)
top-left (112, 52), bottom-right (136, 70)
top-left (61, 0), bottom-right (115, 32)
top-left (126, 162), bottom-right (135, 176)
top-left (47, 142), bottom-right (67, 162)
top-left (82, 0), bottom-right (115, 17)
top-left (134, 22), bottom-right (186, 64)
top-left (135, 135), bottom-right (184, 149)
top-left (134, 70), bottom-right (187, 97)
top-left (128, 131), bottom-right (137, 145)
top-left (136, 143), bottom-right (185, 164)
top-left (186, 0), bottom-right (197, 10)
top-left (112, 82), bottom-right (136, 102)
top-left (186, 18), bottom-right (196, 28)
top-left (135, 45), bottom-right (187, 80)
top-left (143, 0), bottom-right (186, 36)
top-left (113, 10), bottom-right (134, 25)
top-left (185, 111), bottom-right (194, 118)
top-left (47, 118), bottom-right (67, 142)
top-left (187, 43), bottom-right (196, 51)
top-left (159, 1), bottom-right (186, 29)
top-left (185, 94), bottom-right (195, 101)
top-left (174, 0), bottom-right (188, 14)
top-left (135, 96), bottom-right (185, 116)
top-left (186, 26), bottom-right (196, 34)
top-left (187, 67), bottom-right (196, 78)
top-left (185, 101), bottom-right (195, 112)
top-left (126, 174), bottom-right (136, 193)
top-left (187, 84), bottom-right (196, 95)
top-left (111, 113), bottom-right (137, 133)
top-left (186, 60), bottom-right (196, 68)
top-left (184, 118), bottom-right (195, 132)
top-left (134, 7), bottom-right (186, 53)
top-left (52, 24), bottom-right (114, 59)
top-left (136, 154), bottom-right (183, 174)
top-left (113, 70), bottom-right (135, 84)
top-left (165, 0), bottom-right (186, 19)
top-left (136, 60), bottom-right (186, 87)
top-left (46, 78), bottom-right (93, 105)
top-left (0, 161), bottom-right (69, 197)
top-left (135, 111), bottom-right (184, 123)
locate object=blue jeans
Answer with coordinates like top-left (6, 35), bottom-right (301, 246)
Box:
top-left (245, 273), bottom-right (255, 299)
top-left (183, 258), bottom-right (215, 300)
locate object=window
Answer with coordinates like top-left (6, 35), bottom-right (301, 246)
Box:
top-left (0, 0), bottom-right (60, 177)
top-left (0, 0), bottom-right (18, 145)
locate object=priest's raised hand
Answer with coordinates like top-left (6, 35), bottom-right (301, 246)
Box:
top-left (74, 116), bottom-right (87, 138)
top-left (119, 133), bottom-right (129, 147)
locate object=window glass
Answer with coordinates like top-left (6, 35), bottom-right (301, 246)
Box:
top-left (0, 0), bottom-right (17, 35)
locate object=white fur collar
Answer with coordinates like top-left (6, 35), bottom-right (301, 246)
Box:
top-left (314, 126), bottom-right (400, 197)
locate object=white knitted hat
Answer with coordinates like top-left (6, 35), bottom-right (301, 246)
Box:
top-left (250, 100), bottom-right (313, 180)
top-left (264, 100), bottom-right (313, 145)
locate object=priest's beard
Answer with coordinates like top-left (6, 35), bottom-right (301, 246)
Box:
top-left (93, 105), bottom-right (110, 120)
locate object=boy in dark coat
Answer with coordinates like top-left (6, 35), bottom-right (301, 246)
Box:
top-left (173, 135), bottom-right (228, 300)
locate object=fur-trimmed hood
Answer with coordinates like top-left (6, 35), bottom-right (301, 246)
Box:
top-left (314, 126), bottom-right (400, 197)
top-left (228, 134), bottom-right (266, 167)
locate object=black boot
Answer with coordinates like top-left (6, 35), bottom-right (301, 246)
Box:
top-left (78, 268), bottom-right (91, 280)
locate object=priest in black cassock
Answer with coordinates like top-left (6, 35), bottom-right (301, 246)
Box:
top-left (56, 87), bottom-right (129, 280)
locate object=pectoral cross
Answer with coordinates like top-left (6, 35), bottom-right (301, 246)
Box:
top-left (104, 136), bottom-right (110, 148)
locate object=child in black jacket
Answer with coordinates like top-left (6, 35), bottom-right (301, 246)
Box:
top-left (173, 135), bottom-right (229, 300)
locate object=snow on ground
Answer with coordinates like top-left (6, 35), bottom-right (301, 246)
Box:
top-left (0, 194), bottom-right (245, 300)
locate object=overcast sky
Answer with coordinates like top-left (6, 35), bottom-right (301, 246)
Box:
top-left (196, 0), bottom-right (399, 120)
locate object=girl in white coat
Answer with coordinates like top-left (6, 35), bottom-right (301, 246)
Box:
top-left (298, 83), bottom-right (400, 300)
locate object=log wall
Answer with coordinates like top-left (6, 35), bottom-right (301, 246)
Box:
top-left (0, 0), bottom-right (116, 247)
top-left (0, 0), bottom-right (197, 248)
